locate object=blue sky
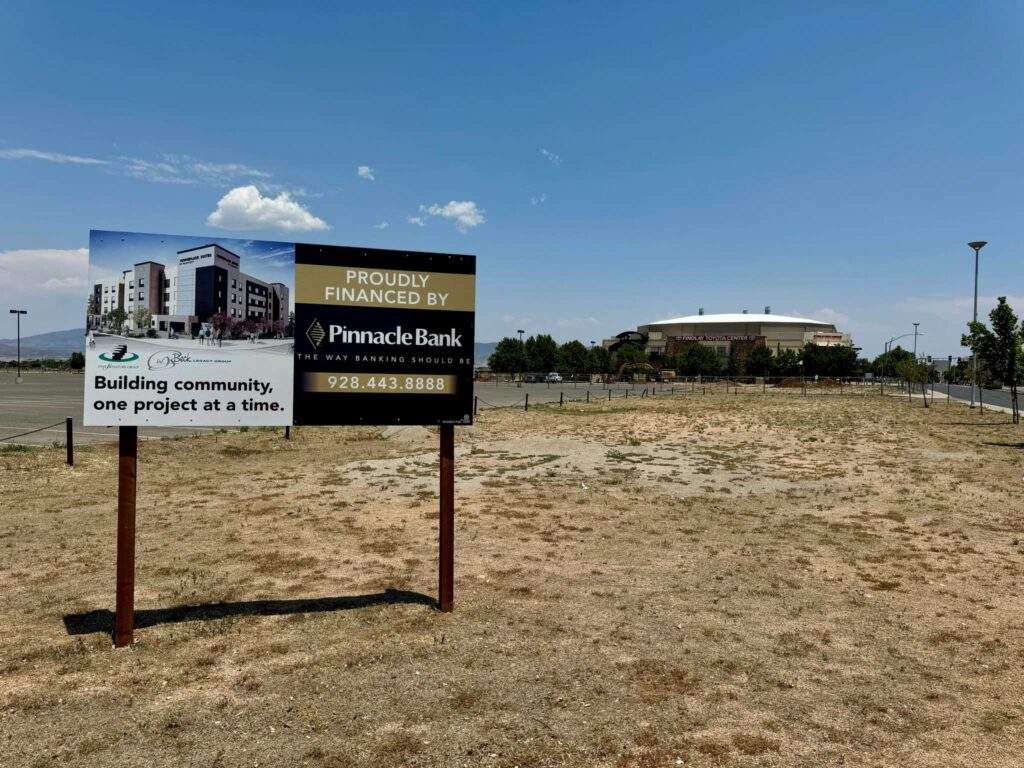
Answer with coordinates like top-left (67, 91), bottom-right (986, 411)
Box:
top-left (1, 1), bottom-right (1022, 356)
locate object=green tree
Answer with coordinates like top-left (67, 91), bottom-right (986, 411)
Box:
top-left (488, 337), bottom-right (526, 373)
top-left (525, 334), bottom-right (559, 373)
top-left (106, 307), bottom-right (127, 332)
top-left (69, 351), bottom-right (85, 370)
top-left (962, 296), bottom-right (1023, 423)
top-left (131, 306), bottom-right (151, 332)
top-left (557, 340), bottom-right (591, 378)
top-left (677, 344), bottom-right (722, 376)
top-left (872, 345), bottom-right (914, 378)
top-left (589, 345), bottom-right (612, 375)
top-left (895, 358), bottom-right (933, 408)
top-left (773, 349), bottom-right (800, 377)
top-left (799, 343), bottom-right (859, 377)
top-left (746, 344), bottom-right (774, 377)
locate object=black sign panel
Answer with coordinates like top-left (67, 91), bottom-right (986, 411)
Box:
top-left (293, 244), bottom-right (475, 425)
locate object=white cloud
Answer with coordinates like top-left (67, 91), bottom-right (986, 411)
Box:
top-left (419, 200), bottom-right (485, 233)
top-left (0, 146), bottom-right (282, 188)
top-left (554, 316), bottom-right (601, 329)
top-left (357, 165), bottom-right (376, 181)
top-left (374, 221), bottom-right (389, 229)
top-left (502, 315), bottom-right (533, 329)
top-left (896, 295), bottom-right (1024, 318)
top-left (531, 193), bottom-right (547, 206)
top-left (808, 307), bottom-right (850, 326)
top-left (206, 186), bottom-right (329, 232)
top-left (189, 160), bottom-right (271, 180)
top-left (120, 157), bottom-right (194, 184)
top-left (0, 148), bottom-right (106, 165)
top-left (407, 216), bottom-right (426, 227)
top-left (122, 155), bottom-right (273, 186)
top-left (0, 248), bottom-right (89, 295)
top-left (540, 148), bottom-right (562, 165)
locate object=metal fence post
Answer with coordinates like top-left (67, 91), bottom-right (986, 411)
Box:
top-left (65, 417), bottom-right (73, 466)
top-left (525, 393), bottom-right (529, 411)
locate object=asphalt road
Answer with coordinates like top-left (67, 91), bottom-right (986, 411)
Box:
top-left (931, 382), bottom-right (1015, 411)
top-left (0, 373), bottom-right (659, 446)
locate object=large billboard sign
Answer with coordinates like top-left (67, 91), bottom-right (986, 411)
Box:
top-left (293, 244), bottom-right (475, 425)
top-left (83, 230), bottom-right (474, 427)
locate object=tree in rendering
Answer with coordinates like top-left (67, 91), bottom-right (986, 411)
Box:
top-left (962, 296), bottom-right (1022, 423)
top-left (106, 307), bottom-right (127, 333)
top-left (209, 313), bottom-right (232, 336)
top-left (131, 307), bottom-right (151, 333)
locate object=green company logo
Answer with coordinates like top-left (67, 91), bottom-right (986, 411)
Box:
top-left (306, 319), bottom-right (326, 349)
top-left (98, 344), bottom-right (139, 363)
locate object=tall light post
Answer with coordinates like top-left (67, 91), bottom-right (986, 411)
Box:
top-left (967, 241), bottom-right (986, 408)
top-left (913, 323), bottom-right (920, 357)
top-left (517, 329), bottom-right (526, 384)
top-left (9, 309), bottom-right (27, 384)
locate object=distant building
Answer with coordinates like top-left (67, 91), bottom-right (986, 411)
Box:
top-left (90, 243), bottom-right (289, 336)
top-left (605, 308), bottom-right (853, 364)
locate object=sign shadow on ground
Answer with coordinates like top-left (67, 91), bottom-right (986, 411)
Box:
top-left (62, 588), bottom-right (436, 640)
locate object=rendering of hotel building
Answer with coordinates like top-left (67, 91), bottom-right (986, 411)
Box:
top-left (91, 244), bottom-right (290, 335)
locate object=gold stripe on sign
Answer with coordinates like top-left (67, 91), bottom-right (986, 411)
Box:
top-left (296, 264), bottom-right (475, 312)
top-left (304, 372), bottom-right (458, 395)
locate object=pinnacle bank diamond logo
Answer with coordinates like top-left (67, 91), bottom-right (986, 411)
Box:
top-left (306, 319), bottom-right (326, 349)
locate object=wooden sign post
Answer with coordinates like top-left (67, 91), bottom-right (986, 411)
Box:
top-left (439, 424), bottom-right (455, 612)
top-left (114, 426), bottom-right (137, 648)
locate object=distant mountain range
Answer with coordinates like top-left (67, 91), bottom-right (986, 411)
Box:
top-left (0, 328), bottom-right (85, 359)
top-left (0, 328), bottom-right (501, 363)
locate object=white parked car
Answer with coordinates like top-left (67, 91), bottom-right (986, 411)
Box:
top-left (545, 372), bottom-right (563, 383)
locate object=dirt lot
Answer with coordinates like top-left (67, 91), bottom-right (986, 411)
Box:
top-left (1, 393), bottom-right (1022, 767)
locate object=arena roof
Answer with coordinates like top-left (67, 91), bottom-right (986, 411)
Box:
top-left (646, 313), bottom-right (832, 327)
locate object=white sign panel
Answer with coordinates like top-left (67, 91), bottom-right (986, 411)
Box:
top-left (84, 230), bottom-right (294, 426)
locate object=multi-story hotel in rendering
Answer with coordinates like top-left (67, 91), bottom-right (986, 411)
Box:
top-left (91, 243), bottom-right (290, 336)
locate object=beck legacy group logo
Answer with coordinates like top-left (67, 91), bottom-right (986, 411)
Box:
top-left (98, 344), bottom-right (140, 363)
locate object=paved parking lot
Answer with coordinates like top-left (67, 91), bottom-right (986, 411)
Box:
top-left (0, 373), bottom-right (657, 446)
top-left (0, 372), bottom-right (216, 446)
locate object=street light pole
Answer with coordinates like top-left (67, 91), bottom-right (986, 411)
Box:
top-left (517, 329), bottom-right (525, 385)
top-left (913, 323), bottom-right (919, 357)
top-left (968, 241), bottom-right (986, 408)
top-left (9, 309), bottom-right (27, 384)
